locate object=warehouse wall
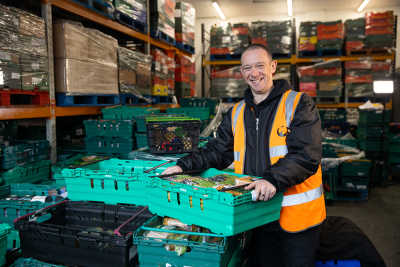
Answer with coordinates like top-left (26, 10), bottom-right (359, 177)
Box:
top-left (194, 6), bottom-right (400, 97)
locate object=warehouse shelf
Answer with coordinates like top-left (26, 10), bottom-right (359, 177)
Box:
top-left (0, 106), bottom-right (50, 120)
top-left (203, 54), bottom-right (394, 66)
top-left (44, 0), bottom-right (191, 57)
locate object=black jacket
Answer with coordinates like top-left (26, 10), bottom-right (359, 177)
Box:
top-left (177, 79), bottom-right (322, 192)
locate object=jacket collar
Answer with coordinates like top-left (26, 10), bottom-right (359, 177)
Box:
top-left (244, 79), bottom-right (292, 109)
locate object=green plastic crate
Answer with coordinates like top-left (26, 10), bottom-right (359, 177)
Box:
top-left (166, 107), bottom-right (211, 121)
top-left (11, 257), bottom-right (65, 267)
top-left (322, 166), bottom-right (339, 201)
top-left (358, 110), bottom-right (391, 126)
top-left (85, 137), bottom-right (134, 154)
top-left (0, 183), bottom-right (63, 198)
top-left (7, 228), bottom-right (19, 250)
top-left (84, 120), bottom-right (135, 138)
top-left (389, 152), bottom-right (400, 164)
top-left (389, 134), bottom-right (400, 153)
top-left (180, 98), bottom-right (219, 115)
top-left (358, 139), bottom-right (387, 152)
top-left (0, 160), bottom-right (51, 185)
top-left (147, 168), bottom-right (283, 236)
top-left (340, 159), bottom-right (371, 177)
top-left (101, 106), bottom-right (160, 120)
top-left (135, 133), bottom-right (148, 148)
top-left (0, 223), bottom-right (11, 266)
top-left (356, 126), bottom-right (388, 139)
top-left (341, 176), bottom-right (369, 191)
top-left (59, 159), bottom-right (176, 206)
top-left (323, 138), bottom-right (358, 148)
top-left (135, 114), bottom-right (187, 133)
top-left (134, 216), bottom-right (239, 267)
top-left (1, 140), bottom-right (49, 170)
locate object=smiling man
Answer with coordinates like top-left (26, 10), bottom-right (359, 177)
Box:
top-left (162, 44), bottom-right (325, 267)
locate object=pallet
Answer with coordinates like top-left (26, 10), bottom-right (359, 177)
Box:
top-left (175, 42), bottom-right (195, 54)
top-left (346, 48), bottom-right (392, 56)
top-left (114, 10), bottom-right (147, 33)
top-left (315, 96), bottom-right (340, 104)
top-left (70, 0), bottom-right (113, 19)
top-left (119, 94), bottom-right (152, 105)
top-left (347, 97), bottom-right (370, 103)
top-left (0, 89), bottom-right (49, 106)
top-left (151, 30), bottom-right (176, 46)
top-left (210, 54), bottom-right (241, 61)
top-left (298, 49), bottom-right (342, 58)
top-left (56, 93), bottom-right (120, 106)
top-left (272, 53), bottom-right (292, 59)
top-left (151, 95), bottom-right (173, 104)
top-left (298, 50), bottom-right (318, 57)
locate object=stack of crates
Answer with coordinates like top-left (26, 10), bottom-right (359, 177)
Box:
top-left (337, 159), bottom-right (371, 200)
top-left (365, 11), bottom-right (395, 51)
top-left (0, 140), bottom-right (50, 185)
top-left (166, 107), bottom-right (211, 131)
top-left (317, 20), bottom-right (344, 54)
top-left (180, 97), bottom-right (219, 119)
top-left (151, 48), bottom-right (169, 96)
top-left (101, 106), bottom-right (160, 151)
top-left (357, 109), bottom-right (390, 159)
top-left (388, 133), bottom-right (400, 170)
top-left (298, 21), bottom-right (319, 55)
top-left (175, 54), bottom-right (193, 97)
top-left (345, 17), bottom-right (366, 54)
top-left (319, 108), bottom-right (348, 134)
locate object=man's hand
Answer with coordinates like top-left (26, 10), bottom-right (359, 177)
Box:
top-left (161, 165), bottom-right (183, 175)
top-left (245, 179), bottom-right (276, 201)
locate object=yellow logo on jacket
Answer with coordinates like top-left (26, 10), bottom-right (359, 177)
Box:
top-left (277, 125), bottom-right (290, 137)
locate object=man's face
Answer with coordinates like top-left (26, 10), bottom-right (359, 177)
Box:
top-left (240, 48), bottom-right (277, 95)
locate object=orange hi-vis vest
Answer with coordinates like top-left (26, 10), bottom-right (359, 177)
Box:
top-left (231, 90), bottom-right (326, 232)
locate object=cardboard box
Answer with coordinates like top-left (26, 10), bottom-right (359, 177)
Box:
top-left (55, 58), bottom-right (118, 95)
top-left (54, 21), bottom-right (89, 59)
top-left (119, 69), bottom-right (137, 85)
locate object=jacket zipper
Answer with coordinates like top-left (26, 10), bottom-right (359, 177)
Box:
top-left (255, 117), bottom-right (260, 174)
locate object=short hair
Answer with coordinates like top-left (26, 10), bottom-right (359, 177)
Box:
top-left (241, 44), bottom-right (273, 62)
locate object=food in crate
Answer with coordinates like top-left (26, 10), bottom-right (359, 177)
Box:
top-left (143, 217), bottom-right (223, 256)
top-left (162, 173), bottom-right (256, 196)
top-left (66, 155), bottom-right (109, 168)
top-left (153, 126), bottom-right (193, 152)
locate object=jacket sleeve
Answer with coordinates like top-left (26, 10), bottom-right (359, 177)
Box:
top-left (176, 109), bottom-right (235, 172)
top-left (263, 93), bottom-right (322, 192)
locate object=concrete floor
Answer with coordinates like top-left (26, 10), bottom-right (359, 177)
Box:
top-left (326, 183), bottom-right (400, 267)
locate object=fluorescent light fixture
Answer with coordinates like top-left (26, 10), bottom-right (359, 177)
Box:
top-left (373, 80), bottom-right (394, 94)
top-left (287, 0), bottom-right (293, 17)
top-left (212, 1), bottom-right (226, 20)
top-left (357, 0), bottom-right (370, 12)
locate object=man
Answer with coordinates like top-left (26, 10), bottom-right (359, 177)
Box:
top-left (162, 44), bottom-right (325, 267)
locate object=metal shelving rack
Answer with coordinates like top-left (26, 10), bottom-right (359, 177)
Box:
top-left (0, 0), bottom-right (189, 162)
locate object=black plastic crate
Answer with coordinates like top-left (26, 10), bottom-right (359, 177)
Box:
top-left (146, 119), bottom-right (201, 154)
top-left (15, 200), bottom-right (153, 267)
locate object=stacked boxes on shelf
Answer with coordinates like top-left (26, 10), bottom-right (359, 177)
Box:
top-left (166, 53), bottom-right (175, 96)
top-left (151, 48), bottom-right (169, 96)
top-left (175, 1), bottom-right (195, 52)
top-left (0, 4), bottom-right (48, 91)
top-left (150, 0), bottom-right (176, 43)
top-left (118, 47), bottom-right (152, 96)
top-left (175, 54), bottom-right (193, 97)
top-left (298, 21), bottom-right (319, 56)
top-left (345, 60), bottom-right (373, 97)
top-left (365, 11), bottom-right (395, 51)
top-left (54, 20), bottom-right (118, 96)
top-left (298, 60), bottom-right (342, 101)
top-left (250, 20), bottom-right (293, 58)
top-left (210, 23), bottom-right (250, 58)
top-left (357, 109), bottom-right (390, 160)
top-left (345, 18), bottom-right (366, 54)
top-left (316, 20), bottom-right (344, 55)
top-left (211, 66), bottom-right (246, 98)
top-left (338, 159), bottom-right (371, 200)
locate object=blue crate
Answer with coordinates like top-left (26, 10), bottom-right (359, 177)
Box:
top-left (317, 49), bottom-right (343, 57)
top-left (70, 0), bottom-right (114, 19)
top-left (119, 94), bottom-right (152, 104)
top-left (151, 30), bottom-right (176, 46)
top-left (316, 260), bottom-right (361, 267)
top-left (175, 42), bottom-right (195, 54)
top-left (56, 93), bottom-right (120, 106)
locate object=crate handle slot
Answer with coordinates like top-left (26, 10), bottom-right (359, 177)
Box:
top-left (13, 200), bottom-right (68, 224)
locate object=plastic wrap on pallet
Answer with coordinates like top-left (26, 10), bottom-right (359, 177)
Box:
top-left (54, 20), bottom-right (118, 95)
top-left (250, 20), bottom-right (292, 56)
top-left (151, 48), bottom-right (170, 96)
top-left (299, 21), bottom-right (319, 51)
top-left (175, 1), bottom-right (195, 47)
top-left (211, 66), bottom-right (246, 98)
top-left (14, 6), bottom-right (45, 38)
top-left (114, 0), bottom-right (147, 24)
top-left (151, 0), bottom-right (176, 39)
top-left (322, 143), bottom-right (365, 170)
top-left (210, 23), bottom-right (249, 55)
top-left (364, 10), bottom-right (395, 50)
top-left (0, 65), bottom-right (22, 89)
top-left (200, 100), bottom-right (223, 138)
top-left (118, 47), bottom-right (152, 96)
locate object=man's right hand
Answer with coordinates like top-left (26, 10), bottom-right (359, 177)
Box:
top-left (161, 165), bottom-right (183, 175)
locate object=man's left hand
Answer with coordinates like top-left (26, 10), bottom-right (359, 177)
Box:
top-left (245, 179), bottom-right (276, 201)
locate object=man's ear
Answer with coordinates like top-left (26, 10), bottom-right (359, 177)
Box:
top-left (271, 60), bottom-right (277, 74)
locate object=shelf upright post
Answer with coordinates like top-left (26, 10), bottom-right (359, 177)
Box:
top-left (42, 1), bottom-right (57, 164)
top-left (146, 0), bottom-right (151, 54)
top-left (201, 23), bottom-right (205, 97)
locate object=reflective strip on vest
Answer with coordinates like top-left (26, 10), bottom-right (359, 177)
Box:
top-left (282, 185), bottom-right (324, 207)
top-left (285, 90), bottom-right (299, 127)
top-left (234, 151), bottom-right (240, 161)
top-left (232, 100), bottom-right (245, 135)
top-left (270, 145), bottom-right (288, 158)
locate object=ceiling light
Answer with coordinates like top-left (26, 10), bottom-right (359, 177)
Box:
top-left (357, 0), bottom-right (370, 12)
top-left (287, 0), bottom-right (293, 17)
top-left (373, 80), bottom-right (394, 94)
top-left (212, 0), bottom-right (226, 20)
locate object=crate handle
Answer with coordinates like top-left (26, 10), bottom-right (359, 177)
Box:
top-left (13, 199), bottom-right (68, 224)
top-left (139, 226), bottom-right (226, 238)
top-left (113, 206), bottom-right (149, 237)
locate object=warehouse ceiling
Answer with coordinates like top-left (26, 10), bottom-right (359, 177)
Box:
top-left (186, 0), bottom-right (400, 19)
